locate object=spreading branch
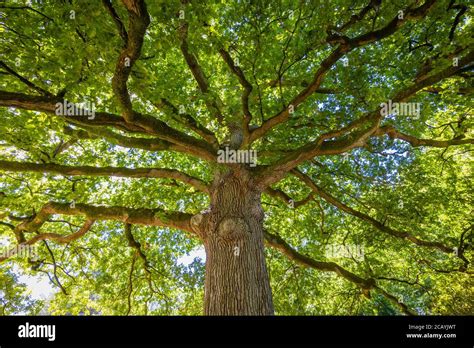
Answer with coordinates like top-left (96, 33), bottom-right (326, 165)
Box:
top-left (0, 160), bottom-right (210, 194)
top-left (264, 230), bottom-right (416, 315)
top-left (0, 220), bottom-right (95, 263)
top-left (447, 0), bottom-right (468, 42)
top-left (102, 0), bottom-right (129, 45)
top-left (178, 22), bottom-right (224, 123)
top-left (125, 223), bottom-right (148, 265)
top-left (249, 0), bottom-right (438, 144)
top-left (254, 49), bottom-right (474, 188)
top-left (0, 61), bottom-right (53, 97)
top-left (0, 91), bottom-right (217, 161)
top-left (375, 125), bottom-right (474, 147)
top-left (264, 187), bottom-right (314, 209)
top-left (219, 48), bottom-right (253, 140)
top-left (0, 5), bottom-right (54, 22)
top-left (292, 170), bottom-right (459, 256)
top-left (0, 202), bottom-right (194, 264)
top-left (111, 0), bottom-right (150, 122)
top-left (156, 98), bottom-right (219, 147)
top-left (62, 125), bottom-right (185, 153)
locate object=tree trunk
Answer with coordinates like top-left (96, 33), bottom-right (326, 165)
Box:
top-left (191, 168), bottom-right (274, 315)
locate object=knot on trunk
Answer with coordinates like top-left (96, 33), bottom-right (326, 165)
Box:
top-left (217, 217), bottom-right (249, 241)
top-left (191, 213), bottom-right (208, 239)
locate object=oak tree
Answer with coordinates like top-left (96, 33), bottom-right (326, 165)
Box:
top-left (0, 0), bottom-right (472, 315)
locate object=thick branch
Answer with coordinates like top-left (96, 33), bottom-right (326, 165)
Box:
top-left (0, 160), bottom-right (210, 193)
top-left (265, 79), bottom-right (337, 92)
top-left (111, 0), bottom-right (150, 122)
top-left (125, 223), bottom-right (148, 265)
top-left (249, 0), bottom-right (438, 143)
top-left (293, 170), bottom-right (455, 255)
top-left (375, 125), bottom-right (474, 147)
top-left (255, 118), bottom-right (380, 188)
top-left (255, 49), bottom-right (474, 187)
top-left (24, 220), bottom-right (95, 245)
top-left (0, 91), bottom-right (217, 161)
top-left (264, 187), bottom-right (314, 208)
top-left (0, 220), bottom-right (95, 263)
top-left (447, 0), bottom-right (467, 41)
top-left (179, 23), bottom-right (223, 123)
top-left (63, 125), bottom-right (184, 153)
top-left (8, 202), bottom-right (194, 240)
top-left (264, 230), bottom-right (416, 315)
top-left (219, 49), bottom-right (253, 129)
top-left (249, 45), bottom-right (346, 143)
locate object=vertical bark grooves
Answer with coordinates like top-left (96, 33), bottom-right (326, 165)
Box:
top-left (202, 169), bottom-right (274, 315)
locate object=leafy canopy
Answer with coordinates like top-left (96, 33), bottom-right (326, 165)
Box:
top-left (0, 0), bottom-right (472, 315)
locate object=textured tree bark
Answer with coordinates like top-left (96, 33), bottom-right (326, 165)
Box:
top-left (191, 168), bottom-right (274, 315)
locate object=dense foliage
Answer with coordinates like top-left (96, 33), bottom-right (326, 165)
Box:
top-left (0, 0), bottom-right (472, 315)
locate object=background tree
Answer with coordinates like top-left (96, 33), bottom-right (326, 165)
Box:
top-left (0, 0), bottom-right (472, 315)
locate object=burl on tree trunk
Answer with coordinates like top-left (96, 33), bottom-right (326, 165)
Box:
top-left (191, 168), bottom-right (274, 315)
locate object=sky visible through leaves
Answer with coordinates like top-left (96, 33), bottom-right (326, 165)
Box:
top-left (0, 0), bottom-right (472, 316)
